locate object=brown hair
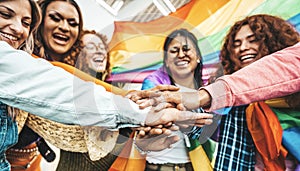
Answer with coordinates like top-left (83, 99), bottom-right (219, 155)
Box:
top-left (220, 14), bottom-right (300, 108)
top-left (16, 0), bottom-right (42, 53)
top-left (220, 14), bottom-right (300, 74)
top-left (34, 0), bottom-right (83, 66)
top-left (163, 28), bottom-right (203, 88)
top-left (76, 30), bottom-right (111, 81)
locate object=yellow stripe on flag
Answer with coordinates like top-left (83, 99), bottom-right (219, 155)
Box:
top-left (195, 0), bottom-right (265, 36)
top-left (189, 145), bottom-right (213, 171)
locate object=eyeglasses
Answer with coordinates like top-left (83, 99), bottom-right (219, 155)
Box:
top-left (84, 42), bottom-right (106, 52)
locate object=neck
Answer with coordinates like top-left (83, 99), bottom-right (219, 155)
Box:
top-left (88, 69), bottom-right (106, 81)
top-left (46, 51), bottom-right (67, 62)
top-left (172, 74), bottom-right (196, 89)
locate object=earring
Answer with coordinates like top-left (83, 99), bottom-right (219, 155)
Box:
top-left (197, 59), bottom-right (200, 63)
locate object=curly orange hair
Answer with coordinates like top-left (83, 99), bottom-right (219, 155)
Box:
top-left (220, 14), bottom-right (300, 108)
top-left (220, 14), bottom-right (300, 75)
top-left (76, 30), bottom-right (111, 81)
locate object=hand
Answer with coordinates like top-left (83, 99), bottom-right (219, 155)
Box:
top-left (145, 107), bottom-right (213, 126)
top-left (139, 89), bottom-right (212, 111)
top-left (134, 129), bottom-right (180, 152)
top-left (126, 85), bottom-right (179, 103)
top-left (176, 116), bottom-right (213, 129)
top-left (136, 123), bottom-right (179, 136)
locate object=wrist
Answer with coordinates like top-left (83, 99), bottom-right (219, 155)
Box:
top-left (198, 89), bottom-right (212, 108)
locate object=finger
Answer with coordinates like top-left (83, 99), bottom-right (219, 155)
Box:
top-left (149, 128), bottom-right (163, 135)
top-left (154, 85), bottom-right (179, 91)
top-left (176, 117), bottom-right (213, 127)
top-left (136, 126), bottom-right (150, 131)
top-left (126, 91), bottom-right (143, 101)
top-left (135, 99), bottom-right (149, 105)
top-left (124, 90), bottom-right (134, 99)
top-left (154, 102), bottom-right (174, 112)
top-left (168, 124), bottom-right (179, 131)
top-left (137, 130), bottom-right (146, 137)
top-left (142, 126), bottom-right (152, 132)
top-left (177, 111), bottom-right (214, 122)
top-left (141, 89), bottom-right (161, 98)
top-left (139, 99), bottom-right (156, 109)
top-left (154, 124), bottom-right (163, 129)
top-left (161, 128), bottom-right (172, 135)
top-left (176, 103), bottom-right (186, 111)
top-left (163, 122), bottom-right (173, 128)
top-left (194, 118), bottom-right (213, 126)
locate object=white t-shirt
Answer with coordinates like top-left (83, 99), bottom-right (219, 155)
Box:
top-left (146, 84), bottom-right (197, 164)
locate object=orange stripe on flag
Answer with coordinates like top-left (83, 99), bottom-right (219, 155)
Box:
top-left (109, 0), bottom-right (229, 50)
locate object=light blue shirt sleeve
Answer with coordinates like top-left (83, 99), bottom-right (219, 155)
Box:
top-left (0, 41), bottom-right (148, 129)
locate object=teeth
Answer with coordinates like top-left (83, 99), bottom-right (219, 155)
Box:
top-left (176, 61), bottom-right (188, 65)
top-left (56, 34), bottom-right (68, 39)
top-left (240, 54), bottom-right (255, 61)
top-left (54, 33), bottom-right (69, 40)
top-left (0, 32), bottom-right (18, 41)
top-left (94, 59), bottom-right (102, 62)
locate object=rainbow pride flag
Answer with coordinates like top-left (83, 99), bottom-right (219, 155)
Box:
top-left (107, 0), bottom-right (300, 83)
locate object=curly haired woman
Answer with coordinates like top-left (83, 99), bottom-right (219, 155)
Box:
top-left (214, 14), bottom-right (300, 171)
top-left (76, 30), bottom-right (111, 81)
top-left (57, 30), bottom-right (122, 171)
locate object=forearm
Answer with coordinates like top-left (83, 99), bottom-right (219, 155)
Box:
top-left (0, 41), bottom-right (147, 128)
top-left (203, 42), bottom-right (300, 111)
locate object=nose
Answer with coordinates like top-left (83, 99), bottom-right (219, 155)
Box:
top-left (240, 41), bottom-right (250, 51)
top-left (178, 48), bottom-right (186, 58)
top-left (58, 20), bottom-right (70, 32)
top-left (10, 18), bottom-right (24, 35)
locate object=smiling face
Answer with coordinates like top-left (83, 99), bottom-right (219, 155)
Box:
top-left (82, 33), bottom-right (108, 72)
top-left (165, 35), bottom-right (199, 80)
top-left (231, 24), bottom-right (261, 69)
top-left (0, 0), bottom-right (32, 49)
top-left (41, 1), bottom-right (80, 59)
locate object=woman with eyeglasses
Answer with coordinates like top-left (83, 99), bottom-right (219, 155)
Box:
top-left (56, 30), bottom-right (119, 171)
top-left (76, 30), bottom-right (111, 81)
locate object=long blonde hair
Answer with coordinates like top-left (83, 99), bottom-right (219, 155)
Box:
top-left (17, 0), bottom-right (42, 53)
top-left (3, 0), bottom-right (42, 118)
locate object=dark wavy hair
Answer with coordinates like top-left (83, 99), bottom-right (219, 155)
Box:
top-left (76, 30), bottom-right (111, 81)
top-left (34, 0), bottom-right (83, 66)
top-left (220, 14), bottom-right (300, 108)
top-left (221, 14), bottom-right (300, 74)
top-left (163, 28), bottom-right (203, 89)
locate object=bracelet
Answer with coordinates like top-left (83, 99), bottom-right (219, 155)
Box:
top-left (133, 135), bottom-right (151, 155)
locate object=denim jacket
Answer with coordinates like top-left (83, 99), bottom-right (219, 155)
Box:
top-left (0, 41), bottom-right (147, 129)
top-left (0, 102), bottom-right (18, 171)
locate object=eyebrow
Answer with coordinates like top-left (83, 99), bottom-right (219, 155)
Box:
top-left (48, 10), bottom-right (79, 22)
top-left (246, 34), bottom-right (255, 39)
top-left (0, 5), bottom-right (14, 13)
top-left (0, 5), bottom-right (31, 20)
top-left (234, 33), bottom-right (255, 41)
